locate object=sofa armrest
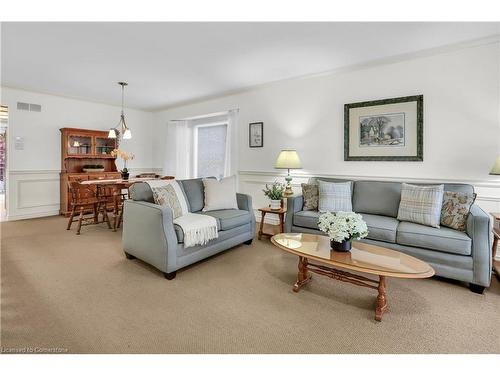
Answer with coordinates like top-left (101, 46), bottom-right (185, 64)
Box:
top-left (284, 195), bottom-right (303, 232)
top-left (122, 200), bottom-right (179, 273)
top-left (236, 193), bottom-right (253, 212)
top-left (236, 193), bottom-right (256, 235)
top-left (466, 204), bottom-right (492, 287)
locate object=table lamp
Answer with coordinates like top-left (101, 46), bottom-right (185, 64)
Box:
top-left (490, 155), bottom-right (500, 175)
top-left (275, 149), bottom-right (302, 197)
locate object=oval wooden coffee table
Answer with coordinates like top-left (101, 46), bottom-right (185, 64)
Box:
top-left (271, 233), bottom-right (435, 321)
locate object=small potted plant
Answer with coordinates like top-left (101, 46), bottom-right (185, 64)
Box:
top-left (263, 181), bottom-right (285, 210)
top-left (318, 211), bottom-right (368, 252)
top-left (111, 149), bottom-right (135, 180)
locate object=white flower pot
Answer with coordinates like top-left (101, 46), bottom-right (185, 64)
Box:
top-left (270, 199), bottom-right (281, 210)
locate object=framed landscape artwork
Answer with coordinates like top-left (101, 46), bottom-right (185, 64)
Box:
top-left (344, 95), bottom-right (423, 161)
top-left (249, 122), bottom-right (263, 147)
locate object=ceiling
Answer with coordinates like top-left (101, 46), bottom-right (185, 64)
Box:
top-left (2, 22), bottom-right (499, 111)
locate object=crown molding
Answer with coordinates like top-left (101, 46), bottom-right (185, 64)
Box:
top-left (151, 34), bottom-right (500, 112)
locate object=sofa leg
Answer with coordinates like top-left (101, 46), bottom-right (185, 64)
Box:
top-left (163, 271), bottom-right (177, 280)
top-left (124, 252), bottom-right (136, 260)
top-left (469, 283), bottom-right (485, 294)
top-left (244, 239), bottom-right (253, 245)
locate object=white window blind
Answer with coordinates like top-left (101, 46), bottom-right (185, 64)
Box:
top-left (194, 124), bottom-right (228, 179)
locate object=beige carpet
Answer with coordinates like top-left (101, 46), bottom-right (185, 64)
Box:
top-left (1, 216), bottom-right (499, 354)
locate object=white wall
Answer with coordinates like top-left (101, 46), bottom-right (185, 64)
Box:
top-left (152, 40), bottom-right (500, 216)
top-left (2, 39), bottom-right (500, 221)
top-left (1, 87), bottom-right (156, 220)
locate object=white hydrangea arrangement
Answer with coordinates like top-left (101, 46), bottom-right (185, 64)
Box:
top-left (318, 211), bottom-right (369, 243)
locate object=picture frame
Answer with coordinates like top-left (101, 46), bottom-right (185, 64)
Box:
top-left (344, 95), bottom-right (423, 161)
top-left (249, 122), bottom-right (264, 148)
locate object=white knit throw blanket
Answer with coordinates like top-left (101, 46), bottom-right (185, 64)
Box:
top-left (145, 180), bottom-right (218, 248)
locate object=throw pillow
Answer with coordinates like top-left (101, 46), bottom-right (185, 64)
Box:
top-left (440, 191), bottom-right (476, 231)
top-left (318, 180), bottom-right (353, 212)
top-left (301, 183), bottom-right (319, 211)
top-left (397, 183), bottom-right (444, 228)
top-left (202, 175), bottom-right (239, 211)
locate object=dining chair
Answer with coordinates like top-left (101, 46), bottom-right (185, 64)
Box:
top-left (111, 183), bottom-right (129, 232)
top-left (67, 181), bottom-right (112, 235)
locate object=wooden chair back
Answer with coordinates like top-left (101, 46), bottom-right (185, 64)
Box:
top-left (67, 181), bottom-right (98, 206)
top-left (160, 176), bottom-right (175, 180)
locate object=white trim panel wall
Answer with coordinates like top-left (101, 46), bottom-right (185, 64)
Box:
top-left (7, 168), bottom-right (162, 221)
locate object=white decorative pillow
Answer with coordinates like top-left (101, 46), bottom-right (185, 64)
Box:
top-left (397, 183), bottom-right (444, 228)
top-left (318, 180), bottom-right (353, 213)
top-left (202, 176), bottom-right (239, 211)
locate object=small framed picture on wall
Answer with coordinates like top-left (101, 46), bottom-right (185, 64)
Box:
top-left (249, 122), bottom-right (263, 148)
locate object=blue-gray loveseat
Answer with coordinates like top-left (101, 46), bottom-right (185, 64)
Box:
top-left (284, 178), bottom-right (492, 293)
top-left (122, 178), bottom-right (255, 279)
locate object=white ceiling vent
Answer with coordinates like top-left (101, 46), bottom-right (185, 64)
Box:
top-left (17, 102), bottom-right (42, 112)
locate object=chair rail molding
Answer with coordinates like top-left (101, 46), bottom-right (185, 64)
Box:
top-left (6, 168), bottom-right (163, 221)
top-left (238, 170), bottom-right (500, 222)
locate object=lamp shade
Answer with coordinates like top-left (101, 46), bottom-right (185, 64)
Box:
top-left (490, 155), bottom-right (500, 175)
top-left (108, 128), bottom-right (117, 138)
top-left (275, 150), bottom-right (302, 169)
top-left (123, 128), bottom-right (132, 140)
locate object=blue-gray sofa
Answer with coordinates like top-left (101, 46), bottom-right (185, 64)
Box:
top-left (122, 178), bottom-right (255, 279)
top-left (284, 178), bottom-right (492, 293)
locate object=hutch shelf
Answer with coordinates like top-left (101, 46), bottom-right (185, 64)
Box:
top-left (60, 127), bottom-right (120, 216)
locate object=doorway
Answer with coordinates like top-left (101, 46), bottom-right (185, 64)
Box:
top-left (0, 105), bottom-right (8, 221)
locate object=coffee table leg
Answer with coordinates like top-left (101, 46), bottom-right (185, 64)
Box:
top-left (375, 275), bottom-right (388, 321)
top-left (293, 256), bottom-right (312, 292)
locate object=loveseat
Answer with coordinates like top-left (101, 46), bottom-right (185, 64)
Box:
top-left (122, 178), bottom-right (255, 279)
top-left (284, 178), bottom-right (492, 292)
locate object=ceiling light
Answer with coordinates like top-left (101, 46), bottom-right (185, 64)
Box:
top-left (108, 81), bottom-right (132, 140)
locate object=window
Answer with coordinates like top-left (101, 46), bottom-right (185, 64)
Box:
top-left (193, 123), bottom-right (228, 179)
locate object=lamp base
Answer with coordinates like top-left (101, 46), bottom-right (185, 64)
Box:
top-left (283, 176), bottom-right (294, 197)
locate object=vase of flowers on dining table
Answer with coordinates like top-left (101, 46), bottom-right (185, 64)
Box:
top-left (111, 149), bottom-right (135, 180)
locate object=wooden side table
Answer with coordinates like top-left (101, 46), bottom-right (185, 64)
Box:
top-left (258, 206), bottom-right (286, 240)
top-left (490, 212), bottom-right (500, 279)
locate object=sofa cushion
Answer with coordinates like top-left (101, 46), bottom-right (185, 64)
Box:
top-left (318, 180), bottom-right (353, 212)
top-left (440, 191), bottom-right (476, 231)
top-left (129, 182), bottom-right (155, 203)
top-left (202, 176), bottom-right (239, 211)
top-left (293, 210), bottom-right (320, 229)
top-left (397, 183), bottom-right (444, 228)
top-left (360, 213), bottom-right (399, 243)
top-left (353, 181), bottom-right (401, 218)
top-left (301, 183), bottom-right (319, 211)
top-left (178, 178), bottom-right (205, 212)
top-left (396, 221), bottom-right (472, 256)
top-left (201, 209), bottom-right (252, 231)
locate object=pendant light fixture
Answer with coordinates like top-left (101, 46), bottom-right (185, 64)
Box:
top-left (108, 81), bottom-right (132, 140)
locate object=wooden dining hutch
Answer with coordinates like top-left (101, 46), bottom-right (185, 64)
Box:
top-left (60, 127), bottom-right (120, 216)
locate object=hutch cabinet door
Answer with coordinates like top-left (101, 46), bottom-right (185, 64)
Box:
top-left (94, 136), bottom-right (116, 157)
top-left (67, 133), bottom-right (93, 156)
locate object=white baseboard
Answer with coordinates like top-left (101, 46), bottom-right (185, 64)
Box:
top-left (7, 210), bottom-right (60, 221)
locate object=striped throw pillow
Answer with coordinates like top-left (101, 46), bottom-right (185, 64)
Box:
top-left (318, 181), bottom-right (353, 213)
top-left (397, 183), bottom-right (444, 228)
